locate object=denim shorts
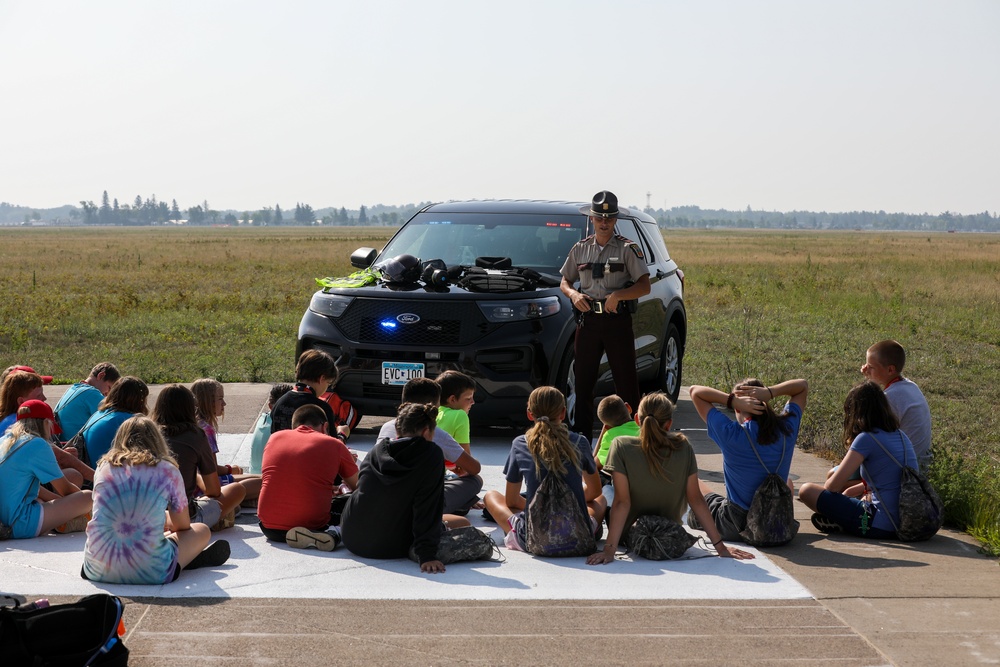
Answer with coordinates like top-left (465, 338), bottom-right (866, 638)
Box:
top-left (815, 491), bottom-right (896, 539)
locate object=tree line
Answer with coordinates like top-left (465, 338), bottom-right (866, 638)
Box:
top-left (650, 205), bottom-right (999, 233)
top-left (3, 197), bottom-right (996, 232)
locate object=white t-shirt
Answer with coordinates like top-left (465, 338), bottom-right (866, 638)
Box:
top-left (376, 421), bottom-right (465, 463)
top-left (885, 377), bottom-right (932, 468)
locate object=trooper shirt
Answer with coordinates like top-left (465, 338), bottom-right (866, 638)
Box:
top-left (560, 234), bottom-right (649, 301)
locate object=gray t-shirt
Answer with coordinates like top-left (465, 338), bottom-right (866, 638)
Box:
top-left (377, 421), bottom-right (465, 463)
top-left (885, 377), bottom-right (932, 469)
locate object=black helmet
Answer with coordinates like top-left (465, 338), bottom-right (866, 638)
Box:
top-left (375, 253), bottom-right (422, 284)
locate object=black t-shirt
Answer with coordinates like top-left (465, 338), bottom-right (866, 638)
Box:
top-left (270, 384), bottom-right (337, 433)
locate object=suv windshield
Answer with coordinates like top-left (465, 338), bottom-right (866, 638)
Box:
top-left (379, 212), bottom-right (588, 275)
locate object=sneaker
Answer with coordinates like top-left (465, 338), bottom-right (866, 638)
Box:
top-left (186, 540), bottom-right (231, 570)
top-left (0, 521), bottom-right (13, 540)
top-left (55, 513), bottom-right (91, 534)
top-left (811, 513), bottom-right (843, 534)
top-left (285, 527), bottom-right (339, 552)
top-left (481, 506), bottom-right (496, 524)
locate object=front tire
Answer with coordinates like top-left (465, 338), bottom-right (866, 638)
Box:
top-left (556, 342), bottom-right (577, 429)
top-left (658, 323), bottom-right (683, 403)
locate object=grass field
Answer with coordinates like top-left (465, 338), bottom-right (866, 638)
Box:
top-left (2, 226), bottom-right (998, 553)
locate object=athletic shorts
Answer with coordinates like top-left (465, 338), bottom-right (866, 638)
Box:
top-left (688, 492), bottom-right (748, 542)
top-left (815, 490), bottom-right (897, 539)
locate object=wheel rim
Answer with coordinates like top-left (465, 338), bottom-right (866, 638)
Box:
top-left (663, 335), bottom-right (679, 396)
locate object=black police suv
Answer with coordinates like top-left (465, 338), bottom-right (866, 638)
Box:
top-left (297, 199), bottom-right (686, 429)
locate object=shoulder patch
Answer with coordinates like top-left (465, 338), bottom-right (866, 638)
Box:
top-left (617, 236), bottom-right (644, 260)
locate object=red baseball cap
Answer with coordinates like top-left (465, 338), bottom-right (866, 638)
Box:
top-left (7, 365), bottom-right (54, 384)
top-left (16, 399), bottom-right (61, 435)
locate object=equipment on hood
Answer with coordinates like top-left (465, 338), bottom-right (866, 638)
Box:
top-left (375, 254), bottom-right (423, 284)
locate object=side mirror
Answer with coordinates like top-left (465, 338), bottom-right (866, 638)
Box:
top-left (351, 247), bottom-right (378, 269)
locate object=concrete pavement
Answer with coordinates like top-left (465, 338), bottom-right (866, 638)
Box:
top-left (4, 384), bottom-right (997, 666)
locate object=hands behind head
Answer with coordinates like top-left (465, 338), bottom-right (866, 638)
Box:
top-left (731, 390), bottom-right (766, 415)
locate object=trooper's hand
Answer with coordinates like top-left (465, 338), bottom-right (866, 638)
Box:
top-left (572, 291), bottom-right (592, 312)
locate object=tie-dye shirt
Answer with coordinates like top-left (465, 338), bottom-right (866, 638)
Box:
top-left (82, 461), bottom-right (187, 584)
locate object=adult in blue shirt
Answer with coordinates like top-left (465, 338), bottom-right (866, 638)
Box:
top-left (54, 362), bottom-right (120, 440)
top-left (688, 378), bottom-right (809, 542)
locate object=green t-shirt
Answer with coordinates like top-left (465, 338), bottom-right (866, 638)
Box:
top-left (604, 435), bottom-right (698, 538)
top-left (597, 420), bottom-right (640, 465)
top-left (436, 406), bottom-right (470, 445)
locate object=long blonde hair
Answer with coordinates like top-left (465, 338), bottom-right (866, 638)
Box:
top-left (191, 378), bottom-right (224, 432)
top-left (637, 392), bottom-right (689, 480)
top-left (0, 418), bottom-right (47, 457)
top-left (101, 415), bottom-right (177, 468)
top-left (525, 386), bottom-right (579, 477)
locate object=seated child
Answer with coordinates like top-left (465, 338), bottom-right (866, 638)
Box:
top-left (192, 379), bottom-right (261, 503)
top-left (341, 402), bottom-right (471, 573)
top-left (483, 386), bottom-right (606, 554)
top-left (54, 362), bottom-right (120, 440)
top-left (0, 400), bottom-right (93, 539)
top-left (151, 385), bottom-right (245, 530)
top-left (249, 383), bottom-right (293, 474)
top-left (257, 405), bottom-right (359, 550)
top-left (593, 394), bottom-right (639, 507)
top-left (271, 350), bottom-right (347, 438)
top-left (378, 377), bottom-right (483, 515)
top-left (82, 416), bottom-right (230, 584)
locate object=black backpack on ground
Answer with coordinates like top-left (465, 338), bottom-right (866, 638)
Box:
top-left (863, 432), bottom-right (943, 542)
top-left (525, 471), bottom-right (596, 557)
top-left (0, 593), bottom-right (128, 666)
top-left (739, 431), bottom-right (799, 547)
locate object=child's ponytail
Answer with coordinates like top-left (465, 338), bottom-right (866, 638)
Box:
top-left (525, 387), bottom-right (580, 477)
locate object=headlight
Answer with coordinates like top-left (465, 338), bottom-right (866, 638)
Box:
top-left (477, 296), bottom-right (561, 323)
top-left (309, 292), bottom-right (354, 318)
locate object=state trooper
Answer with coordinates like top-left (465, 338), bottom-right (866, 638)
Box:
top-left (560, 190), bottom-right (651, 437)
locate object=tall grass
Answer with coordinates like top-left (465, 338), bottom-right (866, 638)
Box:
top-left (667, 229), bottom-right (1000, 555)
top-left (2, 226), bottom-right (998, 553)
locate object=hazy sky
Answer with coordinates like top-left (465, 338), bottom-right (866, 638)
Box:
top-left (1, 1), bottom-right (997, 215)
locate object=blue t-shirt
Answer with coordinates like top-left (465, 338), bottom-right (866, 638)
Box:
top-left (54, 383), bottom-right (103, 440)
top-left (503, 430), bottom-right (596, 516)
top-left (0, 435), bottom-right (64, 538)
top-left (81, 410), bottom-right (134, 467)
top-left (0, 413), bottom-right (15, 436)
top-left (707, 402), bottom-right (802, 511)
top-left (853, 429), bottom-right (917, 533)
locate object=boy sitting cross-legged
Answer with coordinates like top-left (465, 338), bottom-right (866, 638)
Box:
top-left (257, 404), bottom-right (359, 550)
top-left (378, 377), bottom-right (483, 515)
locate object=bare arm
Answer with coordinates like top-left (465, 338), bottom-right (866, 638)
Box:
top-left (587, 471), bottom-right (631, 565)
top-left (826, 450), bottom-right (865, 494)
top-left (582, 469), bottom-right (602, 503)
top-left (604, 274), bottom-right (651, 313)
top-left (685, 474), bottom-right (754, 560)
top-left (689, 385), bottom-right (764, 423)
top-left (200, 471), bottom-right (222, 498)
top-left (341, 472), bottom-right (360, 491)
top-left (735, 379), bottom-right (808, 412)
top-left (504, 480), bottom-right (526, 512)
top-left (560, 277), bottom-right (592, 312)
top-left (453, 450), bottom-right (481, 476)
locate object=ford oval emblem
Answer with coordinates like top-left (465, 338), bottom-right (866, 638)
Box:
top-left (397, 313), bottom-right (420, 324)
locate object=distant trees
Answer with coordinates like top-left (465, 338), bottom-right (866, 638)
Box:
top-left (274, 204), bottom-right (283, 225)
top-left (294, 203), bottom-right (315, 224)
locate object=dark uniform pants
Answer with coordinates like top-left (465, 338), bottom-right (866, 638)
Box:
top-left (573, 310), bottom-right (640, 437)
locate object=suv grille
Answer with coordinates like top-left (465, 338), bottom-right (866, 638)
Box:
top-left (337, 299), bottom-right (494, 346)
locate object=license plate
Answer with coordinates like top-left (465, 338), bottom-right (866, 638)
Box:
top-left (381, 361), bottom-right (425, 385)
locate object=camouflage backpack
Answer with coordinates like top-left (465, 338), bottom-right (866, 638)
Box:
top-left (739, 431), bottom-right (799, 547)
top-left (863, 433), bottom-right (943, 542)
top-left (434, 526), bottom-right (501, 564)
top-left (628, 515), bottom-right (698, 560)
top-left (525, 471), bottom-right (596, 557)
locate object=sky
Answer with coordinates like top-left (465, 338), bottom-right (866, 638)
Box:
top-left (1, 1), bottom-right (997, 215)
